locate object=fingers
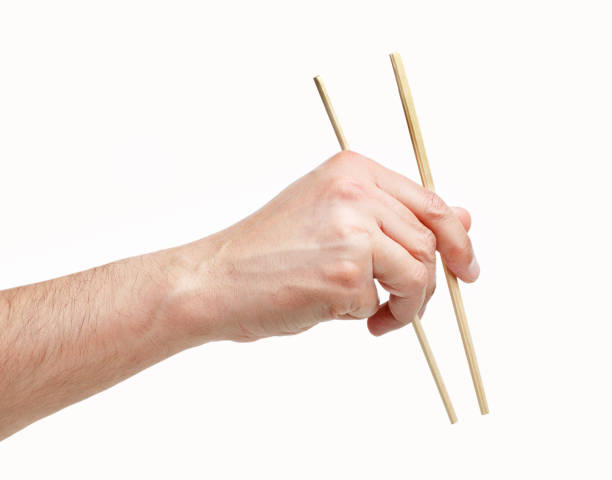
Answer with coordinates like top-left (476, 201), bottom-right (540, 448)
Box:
top-left (368, 298), bottom-right (423, 336)
top-left (369, 232), bottom-right (429, 333)
top-left (451, 206), bottom-right (471, 232)
top-left (368, 301), bottom-right (405, 336)
top-left (340, 280), bottom-right (381, 320)
top-left (369, 162), bottom-right (479, 282)
top-left (367, 188), bottom-right (437, 298)
top-left (315, 151), bottom-right (478, 338)
top-left (370, 187), bottom-right (438, 262)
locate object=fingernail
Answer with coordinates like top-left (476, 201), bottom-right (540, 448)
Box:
top-left (467, 256), bottom-right (480, 281)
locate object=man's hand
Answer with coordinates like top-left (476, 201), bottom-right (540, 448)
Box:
top-left (0, 151), bottom-right (478, 439)
top-left (168, 151), bottom-right (478, 343)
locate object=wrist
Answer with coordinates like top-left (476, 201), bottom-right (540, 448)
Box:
top-left (146, 235), bottom-right (225, 349)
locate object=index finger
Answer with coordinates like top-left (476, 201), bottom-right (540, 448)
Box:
top-left (368, 160), bottom-right (479, 282)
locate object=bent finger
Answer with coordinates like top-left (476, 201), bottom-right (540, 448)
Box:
top-left (370, 233), bottom-right (430, 331)
top-left (369, 163), bottom-right (479, 282)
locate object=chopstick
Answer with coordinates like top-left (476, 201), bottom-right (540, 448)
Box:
top-left (389, 52), bottom-right (489, 415)
top-left (314, 75), bottom-right (458, 424)
top-left (314, 76), bottom-right (349, 150)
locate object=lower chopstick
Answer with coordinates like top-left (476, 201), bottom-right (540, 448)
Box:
top-left (314, 74), bottom-right (458, 423)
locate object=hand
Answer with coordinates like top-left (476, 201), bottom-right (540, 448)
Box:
top-left (167, 151), bottom-right (478, 343)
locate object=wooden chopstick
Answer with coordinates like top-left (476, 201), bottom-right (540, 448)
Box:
top-left (314, 76), bottom-right (349, 150)
top-left (389, 52), bottom-right (489, 415)
top-left (314, 74), bottom-right (458, 424)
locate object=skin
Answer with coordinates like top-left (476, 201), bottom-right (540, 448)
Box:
top-left (0, 151), bottom-right (478, 440)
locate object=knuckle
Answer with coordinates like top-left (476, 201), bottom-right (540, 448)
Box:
top-left (424, 229), bottom-right (437, 253)
top-left (360, 302), bottom-right (379, 319)
top-left (417, 229), bottom-right (437, 260)
top-left (325, 150), bottom-right (364, 170)
top-left (323, 151), bottom-right (373, 178)
top-left (331, 217), bottom-right (370, 247)
top-left (423, 191), bottom-right (449, 221)
top-left (412, 262), bottom-right (429, 292)
top-left (365, 287), bottom-right (381, 313)
top-left (330, 259), bottom-right (365, 290)
top-left (327, 176), bottom-right (367, 202)
top-left (353, 293), bottom-right (380, 319)
top-left (365, 296), bottom-right (380, 316)
top-left (334, 150), bottom-right (357, 162)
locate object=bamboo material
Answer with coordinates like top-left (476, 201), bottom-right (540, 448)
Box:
top-left (314, 74), bottom-right (458, 424)
top-left (389, 52), bottom-right (489, 415)
top-left (314, 76), bottom-right (350, 150)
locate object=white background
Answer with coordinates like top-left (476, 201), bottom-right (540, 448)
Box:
top-left (1, 1), bottom-right (611, 478)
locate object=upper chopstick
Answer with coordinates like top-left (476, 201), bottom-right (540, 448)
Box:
top-left (314, 76), bottom-right (350, 150)
top-left (389, 52), bottom-right (489, 415)
top-left (314, 74), bottom-right (458, 424)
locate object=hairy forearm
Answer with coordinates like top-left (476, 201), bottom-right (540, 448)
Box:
top-left (0, 248), bottom-right (196, 440)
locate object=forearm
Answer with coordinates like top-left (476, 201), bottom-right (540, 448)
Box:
top-left (0, 247), bottom-right (197, 440)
